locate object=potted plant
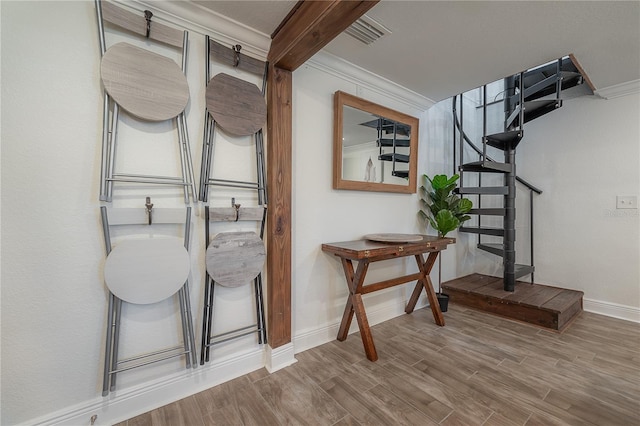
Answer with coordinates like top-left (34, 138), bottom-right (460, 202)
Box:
top-left (418, 174), bottom-right (472, 312)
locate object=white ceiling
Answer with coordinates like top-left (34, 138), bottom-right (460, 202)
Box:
top-left (192, 0), bottom-right (295, 35)
top-left (192, 0), bottom-right (640, 102)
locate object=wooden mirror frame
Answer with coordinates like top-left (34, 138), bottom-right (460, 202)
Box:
top-left (333, 91), bottom-right (418, 193)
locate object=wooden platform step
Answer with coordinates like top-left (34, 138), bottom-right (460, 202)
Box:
top-left (441, 273), bottom-right (583, 331)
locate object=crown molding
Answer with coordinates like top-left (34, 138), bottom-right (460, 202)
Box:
top-left (595, 79), bottom-right (640, 100)
top-left (307, 51), bottom-right (435, 112)
top-left (120, 0), bottom-right (271, 59)
top-left (115, 1), bottom-right (433, 111)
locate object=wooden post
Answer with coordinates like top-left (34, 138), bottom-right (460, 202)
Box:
top-left (265, 0), bottom-right (380, 350)
top-left (266, 65), bottom-right (292, 348)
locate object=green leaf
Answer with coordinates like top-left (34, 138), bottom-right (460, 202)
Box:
top-left (435, 187), bottom-right (450, 200)
top-left (419, 174), bottom-right (471, 236)
top-left (431, 174), bottom-right (458, 190)
top-left (447, 174), bottom-right (460, 186)
top-left (431, 200), bottom-right (448, 215)
top-left (457, 198), bottom-right (473, 214)
top-left (459, 215), bottom-right (472, 223)
top-left (432, 209), bottom-right (460, 237)
top-left (448, 197), bottom-right (461, 209)
top-left (430, 175), bottom-right (447, 189)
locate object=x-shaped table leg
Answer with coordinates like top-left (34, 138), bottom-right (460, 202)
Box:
top-left (336, 258), bottom-right (378, 361)
top-left (405, 251), bottom-right (445, 326)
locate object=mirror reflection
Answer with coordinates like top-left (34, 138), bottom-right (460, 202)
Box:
top-left (333, 91), bottom-right (418, 193)
top-left (342, 106), bottom-right (412, 184)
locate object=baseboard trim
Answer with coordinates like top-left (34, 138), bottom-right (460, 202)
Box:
top-left (26, 348), bottom-right (265, 426)
top-left (265, 343), bottom-right (297, 373)
top-left (293, 299), bottom-right (428, 354)
top-left (22, 295), bottom-right (636, 425)
top-left (583, 298), bottom-right (640, 323)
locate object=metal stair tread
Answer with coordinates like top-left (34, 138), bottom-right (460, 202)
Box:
top-left (521, 70), bottom-right (580, 86)
top-left (484, 130), bottom-right (524, 150)
top-left (361, 119), bottom-right (411, 136)
top-left (378, 138), bottom-right (410, 147)
top-left (532, 71), bottom-right (583, 101)
top-left (515, 264), bottom-right (535, 279)
top-left (459, 161), bottom-right (512, 173)
top-left (455, 186), bottom-right (509, 195)
top-left (478, 243), bottom-right (504, 257)
top-left (524, 99), bottom-right (561, 111)
top-left (378, 153), bottom-right (410, 163)
top-left (523, 99), bottom-right (563, 123)
top-left (469, 208), bottom-right (506, 216)
top-left (459, 226), bottom-right (505, 236)
top-left (515, 71), bottom-right (584, 103)
top-left (392, 170), bottom-right (409, 178)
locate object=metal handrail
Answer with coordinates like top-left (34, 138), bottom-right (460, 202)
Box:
top-left (452, 96), bottom-right (543, 194)
top-left (453, 89), bottom-right (538, 284)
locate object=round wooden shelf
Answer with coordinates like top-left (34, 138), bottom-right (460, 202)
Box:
top-left (104, 238), bottom-right (190, 304)
top-left (101, 42), bottom-right (189, 121)
top-left (206, 231), bottom-right (265, 288)
top-left (206, 73), bottom-right (266, 136)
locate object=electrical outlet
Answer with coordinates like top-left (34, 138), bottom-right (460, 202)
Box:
top-left (616, 195), bottom-right (638, 209)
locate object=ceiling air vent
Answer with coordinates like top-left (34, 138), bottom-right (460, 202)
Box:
top-left (344, 14), bottom-right (391, 45)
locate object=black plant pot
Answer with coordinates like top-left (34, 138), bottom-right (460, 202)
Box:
top-left (437, 293), bottom-right (449, 313)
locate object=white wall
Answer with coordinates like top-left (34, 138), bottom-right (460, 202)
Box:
top-left (3, 1), bottom-right (638, 425)
top-left (517, 93), bottom-right (640, 315)
top-left (1, 2), bottom-right (443, 425)
top-left (290, 56), bottom-right (452, 352)
top-left (1, 1), bottom-right (274, 424)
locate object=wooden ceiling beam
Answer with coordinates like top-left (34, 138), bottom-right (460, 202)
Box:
top-left (269, 0), bottom-right (380, 71)
top-left (265, 0), bottom-right (378, 352)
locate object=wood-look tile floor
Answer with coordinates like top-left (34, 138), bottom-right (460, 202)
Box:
top-left (117, 304), bottom-right (640, 426)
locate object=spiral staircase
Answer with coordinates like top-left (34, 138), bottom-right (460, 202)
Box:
top-left (452, 56), bottom-right (592, 292)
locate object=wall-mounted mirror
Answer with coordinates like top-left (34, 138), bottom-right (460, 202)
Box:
top-left (333, 91), bottom-right (418, 193)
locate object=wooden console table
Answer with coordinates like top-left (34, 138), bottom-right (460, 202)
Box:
top-left (322, 235), bottom-right (455, 361)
